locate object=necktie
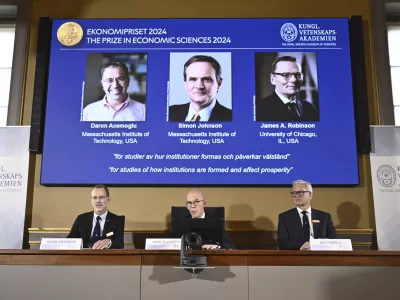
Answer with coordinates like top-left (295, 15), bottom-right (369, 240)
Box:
top-left (302, 211), bottom-right (310, 242)
top-left (191, 112), bottom-right (201, 121)
top-left (91, 216), bottom-right (102, 246)
top-left (287, 102), bottom-right (300, 119)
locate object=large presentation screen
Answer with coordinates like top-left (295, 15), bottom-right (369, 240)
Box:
top-left (41, 18), bottom-right (359, 186)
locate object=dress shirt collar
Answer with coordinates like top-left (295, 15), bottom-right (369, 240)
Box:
top-left (191, 212), bottom-right (206, 219)
top-left (93, 210), bottom-right (108, 222)
top-left (185, 99), bottom-right (216, 121)
top-left (100, 95), bottom-right (131, 111)
top-left (297, 206), bottom-right (312, 215)
top-left (275, 89), bottom-right (297, 104)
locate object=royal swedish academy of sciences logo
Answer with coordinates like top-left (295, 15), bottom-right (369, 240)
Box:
top-left (57, 22), bottom-right (83, 46)
top-left (280, 23), bottom-right (298, 43)
top-left (377, 164), bottom-right (397, 188)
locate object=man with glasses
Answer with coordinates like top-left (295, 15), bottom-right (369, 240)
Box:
top-left (82, 61), bottom-right (146, 121)
top-left (256, 56), bottom-right (318, 121)
top-left (277, 179), bottom-right (337, 250)
top-left (66, 184), bottom-right (125, 249)
top-left (183, 189), bottom-right (235, 249)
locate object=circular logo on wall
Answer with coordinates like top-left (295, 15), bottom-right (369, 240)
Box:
top-left (377, 164), bottom-right (397, 187)
top-left (280, 23), bottom-right (298, 42)
top-left (57, 22), bottom-right (83, 46)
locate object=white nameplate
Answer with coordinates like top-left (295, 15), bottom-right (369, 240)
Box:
top-left (310, 239), bottom-right (353, 251)
top-left (40, 238), bottom-right (83, 250)
top-left (145, 238), bottom-right (181, 250)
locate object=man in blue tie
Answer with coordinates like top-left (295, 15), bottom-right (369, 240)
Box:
top-left (67, 184), bottom-right (125, 249)
top-left (277, 179), bottom-right (337, 250)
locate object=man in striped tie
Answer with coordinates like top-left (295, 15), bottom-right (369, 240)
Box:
top-left (66, 185), bottom-right (125, 249)
top-left (169, 55), bottom-right (232, 122)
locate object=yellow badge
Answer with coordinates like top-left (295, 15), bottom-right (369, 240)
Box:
top-left (57, 22), bottom-right (83, 46)
top-left (312, 220), bottom-right (320, 223)
top-left (106, 232), bottom-right (114, 237)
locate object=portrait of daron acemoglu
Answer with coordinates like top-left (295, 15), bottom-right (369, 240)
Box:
top-left (82, 53), bottom-right (148, 122)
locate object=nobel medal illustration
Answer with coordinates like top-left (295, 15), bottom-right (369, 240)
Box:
top-left (57, 22), bottom-right (83, 46)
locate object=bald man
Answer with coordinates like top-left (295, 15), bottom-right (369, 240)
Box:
top-left (183, 189), bottom-right (235, 249)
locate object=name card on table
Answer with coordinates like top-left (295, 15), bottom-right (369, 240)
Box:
top-left (145, 238), bottom-right (181, 250)
top-left (40, 238), bottom-right (83, 250)
top-left (310, 239), bottom-right (353, 251)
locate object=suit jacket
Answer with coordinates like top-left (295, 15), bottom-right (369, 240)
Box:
top-left (67, 211), bottom-right (125, 249)
top-left (170, 212), bottom-right (236, 249)
top-left (277, 208), bottom-right (337, 250)
top-left (169, 100), bottom-right (232, 122)
top-left (256, 92), bottom-right (319, 122)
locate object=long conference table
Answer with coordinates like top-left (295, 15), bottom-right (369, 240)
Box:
top-left (1, 250), bottom-right (400, 300)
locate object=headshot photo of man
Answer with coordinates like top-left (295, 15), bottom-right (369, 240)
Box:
top-left (255, 53), bottom-right (319, 122)
top-left (168, 53), bottom-right (232, 122)
top-left (82, 53), bottom-right (147, 122)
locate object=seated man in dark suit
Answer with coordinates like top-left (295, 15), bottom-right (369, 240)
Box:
top-left (180, 189), bottom-right (235, 249)
top-left (256, 56), bottom-right (318, 122)
top-left (67, 184), bottom-right (124, 249)
top-left (277, 179), bottom-right (337, 250)
top-left (169, 55), bottom-right (232, 122)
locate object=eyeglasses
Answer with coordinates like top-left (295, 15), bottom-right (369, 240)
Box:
top-left (91, 196), bottom-right (107, 200)
top-left (290, 191), bottom-right (311, 197)
top-left (186, 200), bottom-right (204, 207)
top-left (102, 77), bottom-right (127, 85)
top-left (272, 72), bottom-right (303, 80)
